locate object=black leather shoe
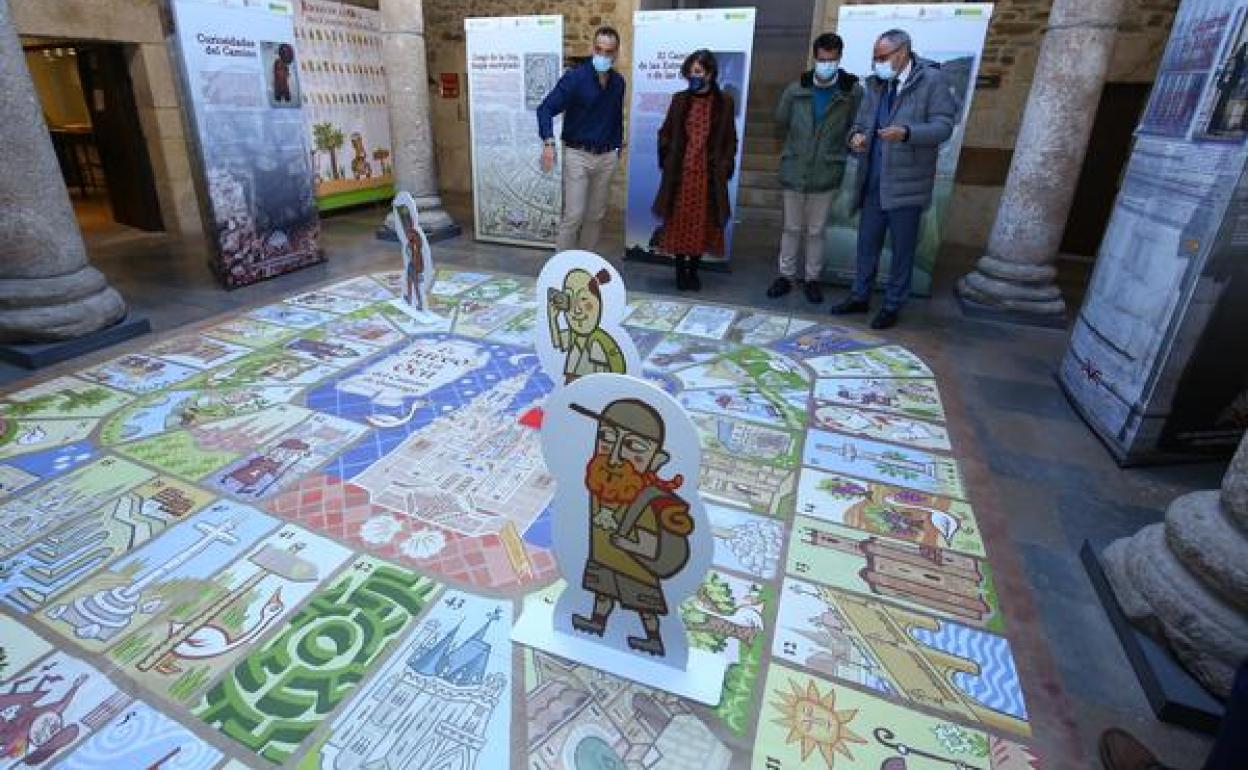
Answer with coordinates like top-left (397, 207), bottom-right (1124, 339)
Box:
top-left (675, 265), bottom-right (689, 291)
top-left (804, 281), bottom-right (824, 304)
top-left (829, 297), bottom-right (869, 315)
top-left (687, 265), bottom-right (702, 292)
top-left (766, 277), bottom-right (792, 298)
top-left (870, 308), bottom-right (899, 330)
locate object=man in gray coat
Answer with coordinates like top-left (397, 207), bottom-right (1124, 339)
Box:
top-left (829, 29), bottom-right (957, 329)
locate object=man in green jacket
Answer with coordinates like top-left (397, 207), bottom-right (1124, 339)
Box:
top-left (767, 33), bottom-right (863, 305)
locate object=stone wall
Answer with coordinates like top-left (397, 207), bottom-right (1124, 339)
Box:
top-left (817, 0), bottom-right (1178, 248)
top-left (424, 0), bottom-right (636, 217)
top-left (11, 0), bottom-right (204, 239)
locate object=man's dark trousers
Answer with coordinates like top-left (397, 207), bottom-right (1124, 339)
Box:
top-left (851, 80), bottom-right (923, 311)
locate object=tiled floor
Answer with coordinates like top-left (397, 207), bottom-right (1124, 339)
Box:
top-left (3, 201), bottom-right (1228, 768)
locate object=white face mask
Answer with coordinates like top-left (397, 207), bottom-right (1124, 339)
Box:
top-left (873, 61), bottom-right (897, 81)
top-left (814, 61), bottom-right (839, 81)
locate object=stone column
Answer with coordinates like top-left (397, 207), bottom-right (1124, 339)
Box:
top-left (0, 0), bottom-right (126, 342)
top-left (379, 0), bottom-right (458, 240)
top-left (955, 0), bottom-right (1125, 324)
top-left (1103, 436), bottom-right (1248, 699)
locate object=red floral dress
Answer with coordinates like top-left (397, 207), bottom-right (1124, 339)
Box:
top-left (660, 94), bottom-right (725, 257)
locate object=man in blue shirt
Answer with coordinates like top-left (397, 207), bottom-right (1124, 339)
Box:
top-left (537, 27), bottom-right (626, 253)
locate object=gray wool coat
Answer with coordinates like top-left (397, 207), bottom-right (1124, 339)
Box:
top-left (850, 57), bottom-right (958, 211)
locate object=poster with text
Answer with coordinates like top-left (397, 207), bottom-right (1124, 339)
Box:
top-left (625, 8), bottom-right (756, 267)
top-left (824, 3), bottom-right (993, 296)
top-left (465, 15), bottom-right (564, 247)
top-left (295, 0), bottom-right (394, 210)
top-left (171, 0), bottom-right (323, 288)
top-left (1060, 0), bottom-right (1248, 462)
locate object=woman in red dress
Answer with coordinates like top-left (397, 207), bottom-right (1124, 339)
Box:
top-left (652, 50), bottom-right (739, 291)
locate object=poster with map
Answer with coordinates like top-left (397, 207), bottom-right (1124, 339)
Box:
top-left (295, 0), bottom-right (394, 210)
top-left (465, 15), bottom-right (564, 247)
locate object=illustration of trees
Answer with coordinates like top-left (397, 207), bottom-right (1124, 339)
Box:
top-left (682, 573), bottom-right (763, 653)
top-left (312, 122), bottom-right (345, 180)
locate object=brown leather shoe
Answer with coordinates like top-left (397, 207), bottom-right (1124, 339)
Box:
top-left (1098, 728), bottom-right (1173, 770)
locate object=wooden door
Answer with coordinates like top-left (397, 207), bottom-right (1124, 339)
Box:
top-left (77, 44), bottom-right (164, 232)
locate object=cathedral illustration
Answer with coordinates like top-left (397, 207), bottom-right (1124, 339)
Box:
top-left (323, 609), bottom-right (506, 769)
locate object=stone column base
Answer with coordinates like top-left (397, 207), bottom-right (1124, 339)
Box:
top-left (0, 313), bottom-right (151, 369)
top-left (955, 253), bottom-right (1068, 325)
top-left (1102, 489), bottom-right (1248, 700)
top-left (0, 266), bottom-right (128, 343)
top-left (375, 204), bottom-right (462, 244)
top-left (954, 282), bottom-right (1068, 328)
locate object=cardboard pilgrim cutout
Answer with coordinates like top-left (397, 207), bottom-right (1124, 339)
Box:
top-left (535, 251), bottom-right (641, 387)
top-left (390, 191), bottom-right (435, 320)
top-left (511, 372), bottom-right (727, 705)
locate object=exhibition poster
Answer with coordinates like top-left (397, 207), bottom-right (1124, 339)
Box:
top-left (625, 8), bottom-right (757, 267)
top-left (171, 0), bottom-right (323, 288)
top-left (1060, 0), bottom-right (1248, 462)
top-left (295, 0), bottom-right (394, 211)
top-left (827, 3), bottom-right (993, 296)
top-left (465, 15), bottom-right (564, 247)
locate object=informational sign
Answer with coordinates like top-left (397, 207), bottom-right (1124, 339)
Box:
top-left (1060, 0), bottom-right (1248, 463)
top-left (465, 15), bottom-right (564, 247)
top-left (295, 0), bottom-right (393, 211)
top-left (825, 3), bottom-right (993, 296)
top-left (171, 0), bottom-right (322, 289)
top-left (625, 8), bottom-right (756, 267)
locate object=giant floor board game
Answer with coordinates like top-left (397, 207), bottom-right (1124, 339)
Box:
top-left (0, 269), bottom-right (1040, 768)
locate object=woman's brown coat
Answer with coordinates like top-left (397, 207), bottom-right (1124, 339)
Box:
top-left (651, 88), bottom-right (739, 227)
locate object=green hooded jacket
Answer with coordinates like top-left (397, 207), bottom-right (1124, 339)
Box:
top-left (775, 69), bottom-right (863, 193)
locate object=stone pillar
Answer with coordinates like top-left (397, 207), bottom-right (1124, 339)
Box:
top-left (0, 0), bottom-right (126, 342)
top-left (955, 0), bottom-right (1125, 324)
top-left (379, 0), bottom-right (458, 240)
top-left (1103, 436), bottom-right (1248, 699)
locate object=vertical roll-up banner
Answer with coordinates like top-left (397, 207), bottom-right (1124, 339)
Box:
top-left (295, 0), bottom-right (394, 211)
top-left (827, 3), bottom-right (993, 296)
top-left (625, 8), bottom-right (757, 268)
top-left (465, 15), bottom-right (564, 247)
top-left (171, 0), bottom-right (323, 289)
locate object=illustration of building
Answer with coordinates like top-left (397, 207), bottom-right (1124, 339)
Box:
top-left (794, 583), bottom-right (1028, 736)
top-left (709, 417), bottom-right (793, 458)
top-left (354, 374), bottom-right (553, 536)
top-left (800, 526), bottom-right (990, 623)
top-left (527, 653), bottom-right (732, 770)
top-left (220, 438), bottom-right (311, 495)
top-left (700, 451), bottom-right (795, 515)
top-left (322, 611), bottom-right (506, 768)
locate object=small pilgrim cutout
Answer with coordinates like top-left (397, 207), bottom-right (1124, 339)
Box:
top-left (535, 251), bottom-right (641, 387)
top-left (391, 191), bottom-right (434, 318)
top-left (511, 372), bottom-right (727, 705)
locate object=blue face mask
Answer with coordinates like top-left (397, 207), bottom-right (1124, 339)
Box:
top-left (592, 54), bottom-right (613, 73)
top-left (814, 61), bottom-right (839, 81)
top-left (873, 61), bottom-right (897, 81)
top-left (688, 75), bottom-right (706, 92)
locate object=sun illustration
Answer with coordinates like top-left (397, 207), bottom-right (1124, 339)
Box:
top-left (771, 678), bottom-right (867, 767)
